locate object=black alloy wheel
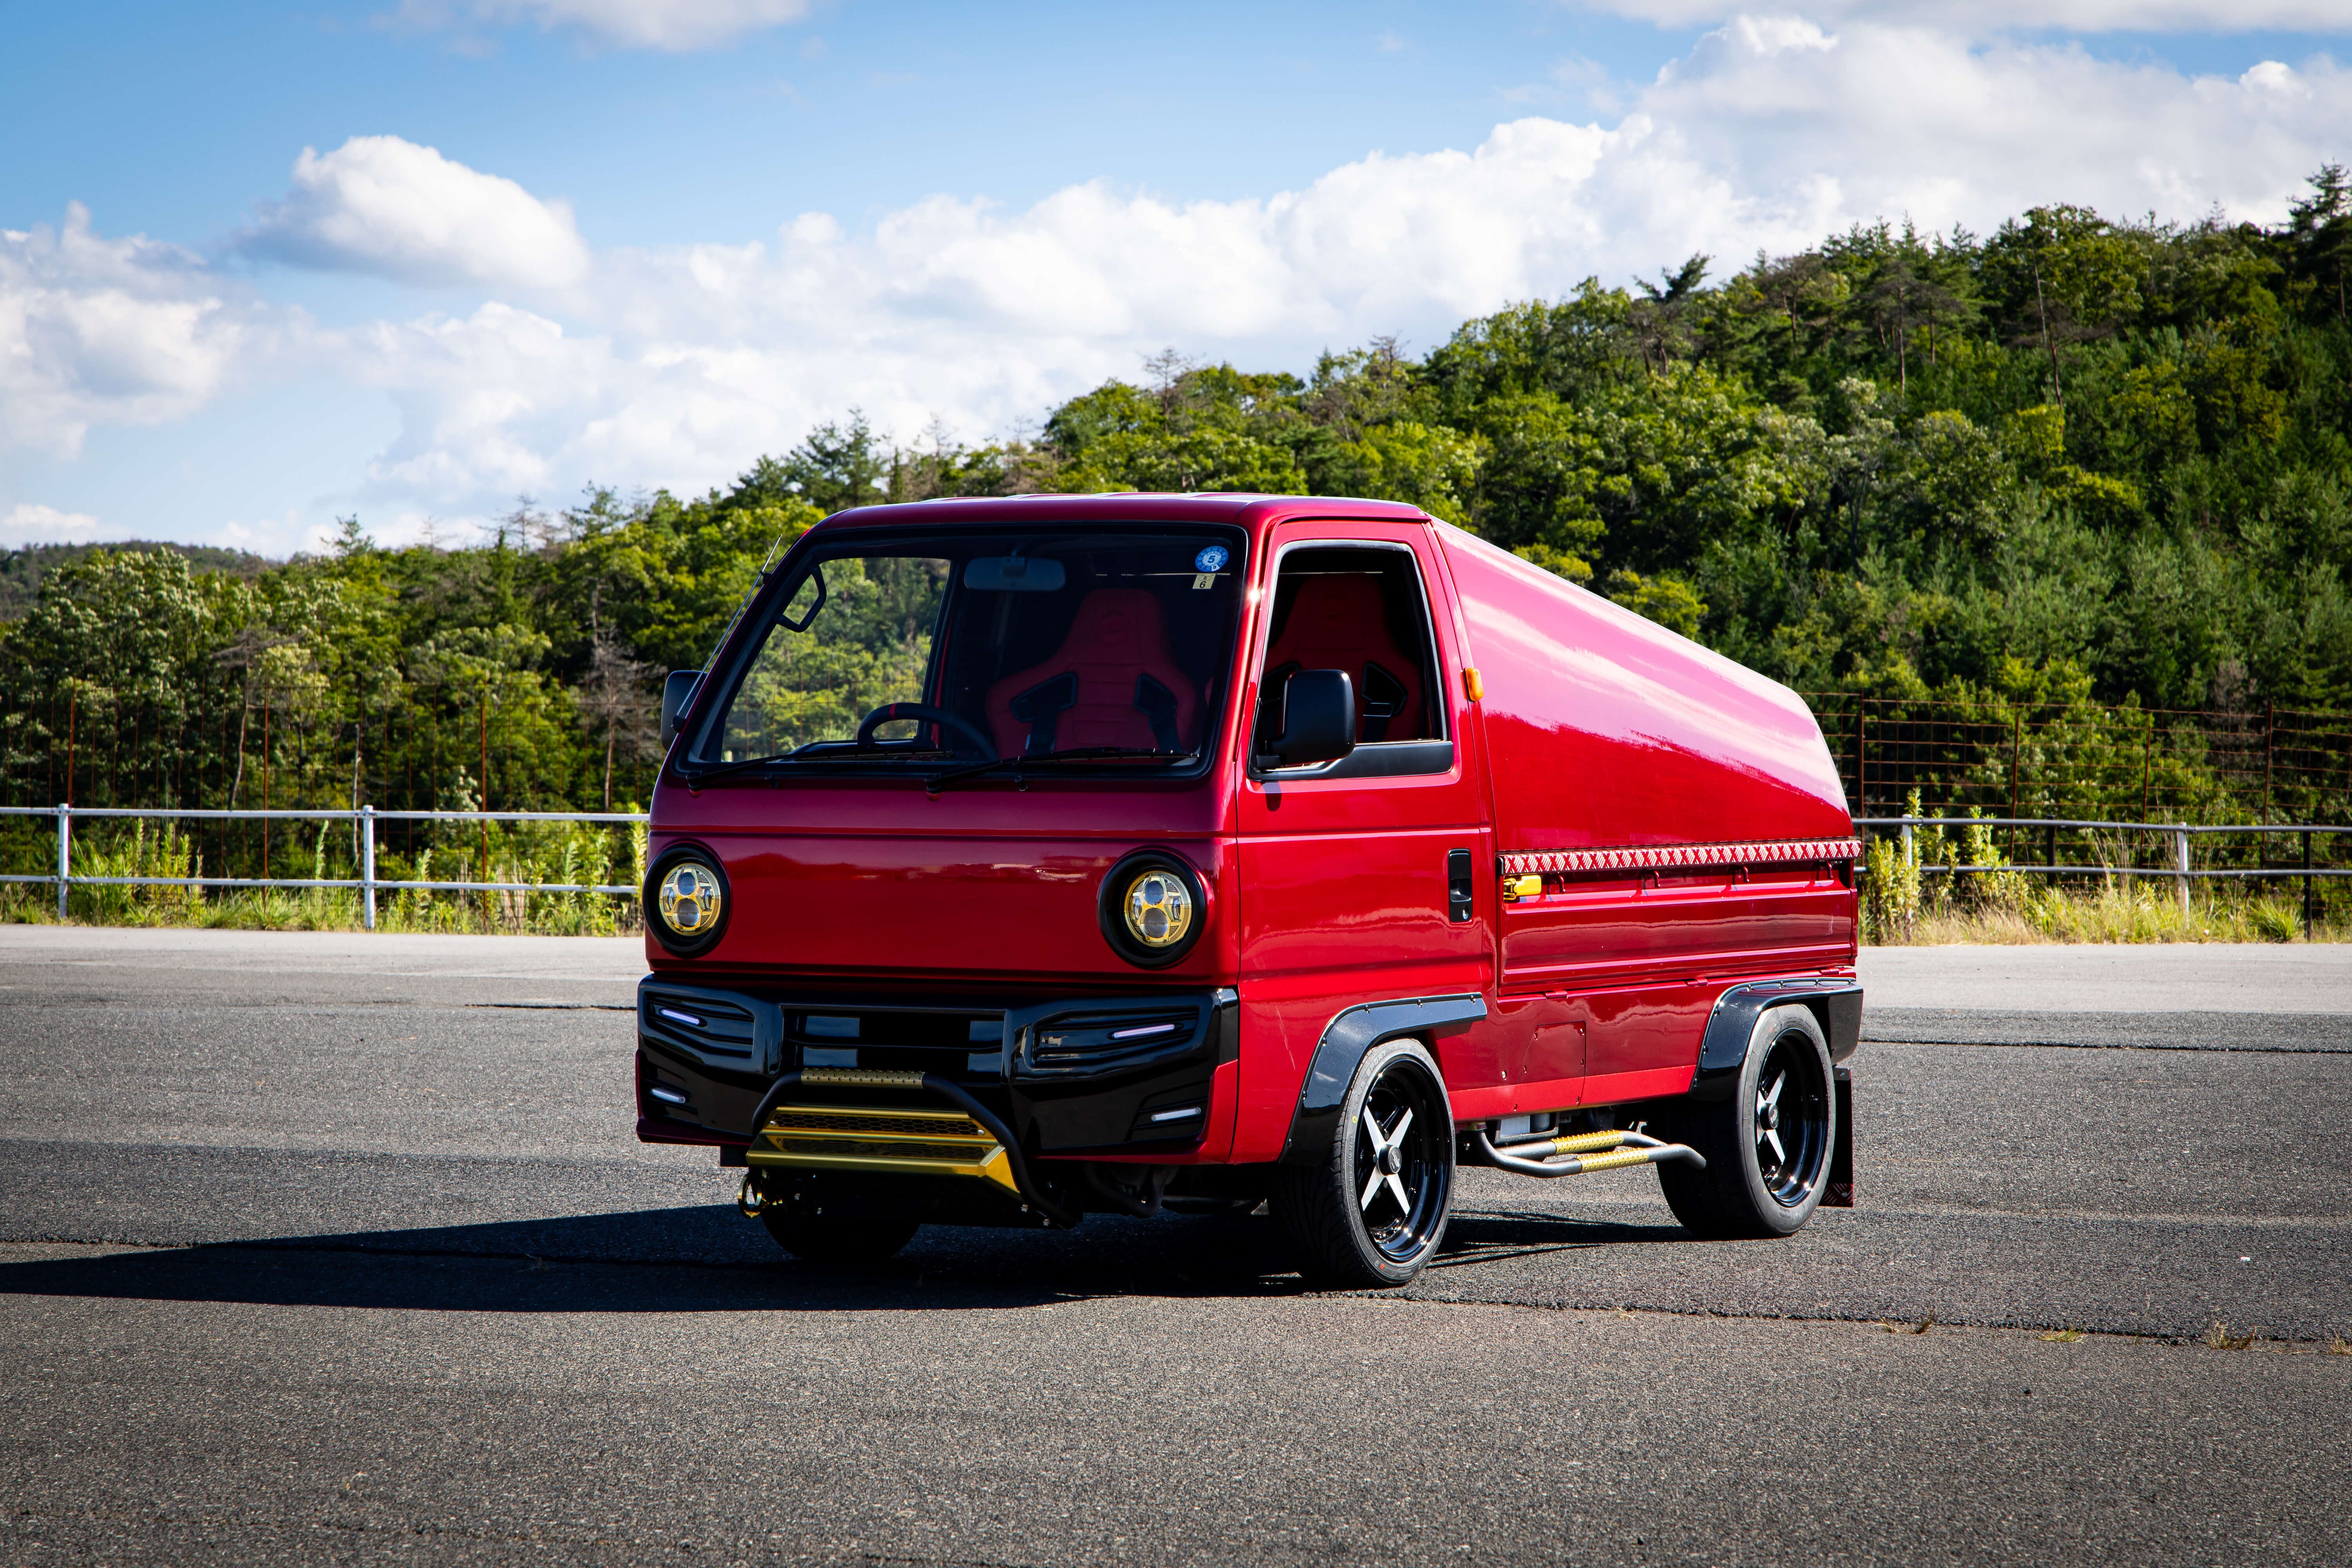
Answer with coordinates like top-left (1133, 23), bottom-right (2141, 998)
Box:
top-left (1749, 1024), bottom-right (1831, 1207)
top-left (1657, 1003), bottom-right (1835, 1238)
top-left (1274, 1038), bottom-right (1455, 1287)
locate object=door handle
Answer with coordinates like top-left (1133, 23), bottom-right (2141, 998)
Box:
top-left (1447, 848), bottom-right (1474, 922)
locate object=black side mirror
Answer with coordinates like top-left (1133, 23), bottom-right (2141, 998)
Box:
top-left (1270, 668), bottom-right (1357, 768)
top-left (660, 670), bottom-right (702, 752)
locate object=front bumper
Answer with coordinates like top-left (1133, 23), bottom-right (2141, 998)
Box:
top-left (633, 978), bottom-right (1239, 1160)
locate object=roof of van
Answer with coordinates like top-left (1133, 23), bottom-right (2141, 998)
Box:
top-left (818, 493), bottom-right (1434, 529)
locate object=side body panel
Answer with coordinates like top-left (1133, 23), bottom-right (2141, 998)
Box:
top-left (1435, 523), bottom-right (1858, 1124)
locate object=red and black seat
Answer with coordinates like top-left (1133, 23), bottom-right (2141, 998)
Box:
top-left (985, 589), bottom-right (1202, 757)
top-left (1262, 574), bottom-right (1426, 743)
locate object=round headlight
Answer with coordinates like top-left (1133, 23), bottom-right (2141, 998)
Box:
top-left (644, 845), bottom-right (731, 956)
top-left (659, 861), bottom-right (723, 936)
top-left (1099, 850), bottom-right (1206, 969)
top-left (1123, 869), bottom-right (1193, 949)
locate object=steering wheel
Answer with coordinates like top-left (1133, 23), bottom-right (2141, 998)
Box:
top-left (855, 703), bottom-right (999, 760)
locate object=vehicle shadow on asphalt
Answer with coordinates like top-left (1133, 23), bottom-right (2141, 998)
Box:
top-left (0, 1203), bottom-right (1697, 1313)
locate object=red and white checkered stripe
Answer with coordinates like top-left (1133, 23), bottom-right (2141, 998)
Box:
top-left (1499, 837), bottom-right (1862, 878)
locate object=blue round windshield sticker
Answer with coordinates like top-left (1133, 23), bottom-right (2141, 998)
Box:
top-left (1194, 546), bottom-right (1229, 573)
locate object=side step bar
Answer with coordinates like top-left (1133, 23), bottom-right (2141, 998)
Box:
top-left (1474, 1126), bottom-right (1706, 1178)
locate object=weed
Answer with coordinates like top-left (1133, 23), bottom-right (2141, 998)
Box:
top-left (2203, 1320), bottom-right (2260, 1350)
top-left (2039, 1326), bottom-right (2085, 1343)
top-left (2326, 1334), bottom-right (2351, 1357)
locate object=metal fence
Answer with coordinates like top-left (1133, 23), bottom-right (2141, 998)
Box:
top-left (7, 803), bottom-right (2344, 936)
top-left (1857, 815), bottom-right (2350, 934)
top-left (1808, 695), bottom-right (2352, 826)
top-left (0, 804), bottom-right (645, 931)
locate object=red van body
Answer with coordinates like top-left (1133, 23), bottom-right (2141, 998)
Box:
top-left (636, 494), bottom-right (1861, 1284)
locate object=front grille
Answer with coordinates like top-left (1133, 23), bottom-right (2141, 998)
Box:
top-left (786, 1007), bottom-right (1004, 1080)
top-left (767, 1109), bottom-right (974, 1138)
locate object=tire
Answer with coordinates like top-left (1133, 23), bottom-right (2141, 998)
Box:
top-left (1657, 1003), bottom-right (1835, 1239)
top-left (758, 1196), bottom-right (921, 1263)
top-left (1272, 1038), bottom-right (1455, 1287)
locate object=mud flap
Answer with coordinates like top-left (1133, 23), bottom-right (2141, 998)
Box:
top-left (1825, 1065), bottom-right (1854, 1207)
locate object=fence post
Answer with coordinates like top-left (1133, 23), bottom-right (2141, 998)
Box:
top-left (2173, 827), bottom-right (2190, 917)
top-left (361, 805), bottom-right (377, 933)
top-left (1900, 819), bottom-right (1915, 867)
top-left (54, 803), bottom-right (69, 922)
top-left (2305, 829), bottom-right (2315, 940)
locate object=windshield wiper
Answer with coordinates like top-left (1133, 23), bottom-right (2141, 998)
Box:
top-left (683, 746), bottom-right (951, 786)
top-left (925, 746), bottom-right (1191, 792)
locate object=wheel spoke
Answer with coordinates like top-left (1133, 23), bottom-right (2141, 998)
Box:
top-left (1361, 1106), bottom-right (1388, 1154)
top-left (1385, 1170), bottom-right (1412, 1216)
top-left (1760, 1069), bottom-right (1786, 1116)
top-left (1361, 1167), bottom-right (1386, 1212)
top-left (1388, 1107), bottom-right (1414, 1146)
top-left (1762, 1127), bottom-right (1786, 1166)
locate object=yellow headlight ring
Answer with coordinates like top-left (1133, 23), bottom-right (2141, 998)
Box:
top-left (1099, 850), bottom-right (1207, 969)
top-left (644, 844), bottom-right (732, 956)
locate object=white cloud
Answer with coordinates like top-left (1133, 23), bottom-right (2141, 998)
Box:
top-left (390, 0), bottom-right (812, 51)
top-left (13, 15), bottom-right (2352, 539)
top-left (0, 503), bottom-right (105, 546)
top-left (242, 136), bottom-right (590, 290)
top-left (343, 24), bottom-right (2347, 510)
top-left (1582, 1), bottom-right (2352, 32)
top-left (0, 205), bottom-right (259, 458)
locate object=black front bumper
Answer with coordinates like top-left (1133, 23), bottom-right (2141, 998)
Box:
top-left (634, 979), bottom-right (1239, 1156)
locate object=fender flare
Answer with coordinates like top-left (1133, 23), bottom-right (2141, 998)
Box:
top-left (1688, 979), bottom-right (1863, 1103)
top-left (1277, 993), bottom-right (1488, 1165)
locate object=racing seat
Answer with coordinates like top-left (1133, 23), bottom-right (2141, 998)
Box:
top-left (1262, 573), bottom-right (1427, 743)
top-left (985, 589), bottom-right (1202, 757)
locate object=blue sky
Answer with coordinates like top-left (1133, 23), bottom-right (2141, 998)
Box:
top-left (4, 1), bottom-right (2348, 555)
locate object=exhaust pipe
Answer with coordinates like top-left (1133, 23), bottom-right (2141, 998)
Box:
top-left (1474, 1126), bottom-right (1705, 1178)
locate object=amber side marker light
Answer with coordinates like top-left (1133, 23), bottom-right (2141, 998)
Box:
top-left (1463, 667), bottom-right (1485, 702)
top-left (1099, 851), bottom-right (1206, 968)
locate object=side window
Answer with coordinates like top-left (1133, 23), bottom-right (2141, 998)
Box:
top-left (1254, 544), bottom-right (1446, 769)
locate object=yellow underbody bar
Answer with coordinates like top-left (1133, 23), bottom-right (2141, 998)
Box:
top-left (745, 1101), bottom-right (1020, 1194)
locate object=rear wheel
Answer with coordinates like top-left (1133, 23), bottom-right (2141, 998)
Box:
top-left (1657, 1004), bottom-right (1834, 1238)
top-left (1273, 1038), bottom-right (1454, 1287)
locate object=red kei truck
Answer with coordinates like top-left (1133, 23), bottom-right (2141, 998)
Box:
top-left (636, 493), bottom-right (1861, 1287)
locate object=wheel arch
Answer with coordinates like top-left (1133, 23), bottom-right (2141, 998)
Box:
top-left (1276, 993), bottom-right (1486, 1165)
top-left (1689, 979), bottom-right (1862, 1102)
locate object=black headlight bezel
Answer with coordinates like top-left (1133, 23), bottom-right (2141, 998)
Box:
top-left (1098, 849), bottom-right (1207, 969)
top-left (644, 842), bottom-right (733, 957)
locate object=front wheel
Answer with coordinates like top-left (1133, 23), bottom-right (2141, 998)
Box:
top-left (1657, 1003), bottom-right (1835, 1238)
top-left (1273, 1038), bottom-right (1455, 1287)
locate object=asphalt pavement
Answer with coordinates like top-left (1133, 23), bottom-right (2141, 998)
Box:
top-left (2, 927), bottom-right (2348, 1566)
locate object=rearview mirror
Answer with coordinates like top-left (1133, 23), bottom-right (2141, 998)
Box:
top-left (660, 670), bottom-right (702, 751)
top-left (964, 555), bottom-right (1066, 592)
top-left (1269, 668), bottom-right (1356, 769)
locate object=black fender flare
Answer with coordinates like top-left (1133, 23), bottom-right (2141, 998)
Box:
top-left (1688, 979), bottom-right (1863, 1103)
top-left (1277, 993), bottom-right (1487, 1165)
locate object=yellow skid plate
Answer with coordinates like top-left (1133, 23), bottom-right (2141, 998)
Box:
top-left (746, 1102), bottom-right (1019, 1194)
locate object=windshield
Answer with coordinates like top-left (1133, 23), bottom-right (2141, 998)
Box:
top-left (689, 527), bottom-right (1247, 775)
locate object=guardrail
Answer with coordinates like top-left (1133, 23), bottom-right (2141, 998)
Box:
top-left (0, 804), bottom-right (645, 930)
top-left (1857, 815), bottom-right (2348, 933)
top-left (6, 806), bottom-right (2342, 933)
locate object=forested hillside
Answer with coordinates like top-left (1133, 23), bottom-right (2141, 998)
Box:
top-left (5, 173), bottom-right (2351, 826)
